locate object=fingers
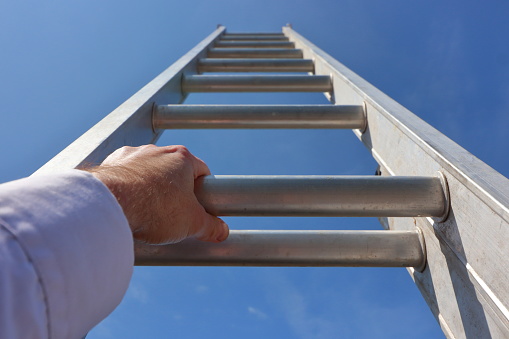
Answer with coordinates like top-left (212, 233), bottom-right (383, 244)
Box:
top-left (99, 144), bottom-right (225, 244)
top-left (196, 216), bottom-right (229, 243)
top-left (191, 156), bottom-right (211, 178)
top-left (189, 203), bottom-right (229, 243)
top-left (161, 145), bottom-right (211, 178)
top-left (180, 148), bottom-right (210, 178)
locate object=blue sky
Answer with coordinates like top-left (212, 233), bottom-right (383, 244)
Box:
top-left (1, 1), bottom-right (508, 338)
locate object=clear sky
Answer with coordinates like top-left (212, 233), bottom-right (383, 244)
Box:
top-left (1, 1), bottom-right (508, 338)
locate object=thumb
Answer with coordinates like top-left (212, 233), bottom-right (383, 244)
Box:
top-left (191, 209), bottom-right (229, 243)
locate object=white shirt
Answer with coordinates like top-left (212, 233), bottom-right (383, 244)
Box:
top-left (0, 170), bottom-right (134, 339)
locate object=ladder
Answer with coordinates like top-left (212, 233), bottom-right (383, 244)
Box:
top-left (36, 25), bottom-right (509, 338)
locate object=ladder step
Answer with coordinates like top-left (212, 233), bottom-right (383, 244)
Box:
top-left (182, 75), bottom-right (332, 93)
top-left (215, 41), bottom-right (295, 49)
top-left (220, 35), bottom-right (289, 41)
top-left (208, 48), bottom-right (302, 59)
top-left (194, 176), bottom-right (448, 217)
top-left (223, 33), bottom-right (285, 37)
top-left (153, 105), bottom-right (365, 129)
top-left (134, 230), bottom-right (426, 268)
top-left (198, 58), bottom-right (314, 73)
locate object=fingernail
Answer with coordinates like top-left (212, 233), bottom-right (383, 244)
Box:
top-left (216, 222), bottom-right (229, 242)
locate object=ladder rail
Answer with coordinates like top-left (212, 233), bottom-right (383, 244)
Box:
top-left (283, 25), bottom-right (509, 338)
top-left (284, 26), bottom-right (509, 214)
top-left (34, 26), bottom-right (226, 173)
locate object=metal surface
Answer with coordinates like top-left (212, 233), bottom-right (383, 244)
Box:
top-left (283, 26), bottom-right (509, 338)
top-left (198, 58), bottom-right (314, 73)
top-left (182, 75), bottom-right (332, 93)
top-left (223, 33), bottom-right (285, 37)
top-left (34, 26), bottom-right (509, 338)
top-left (35, 26), bottom-right (226, 172)
top-left (194, 175), bottom-right (447, 217)
top-left (208, 48), bottom-right (302, 58)
top-left (153, 104), bottom-right (365, 129)
top-left (134, 230), bottom-right (426, 268)
top-left (215, 41), bottom-right (295, 48)
top-left (220, 35), bottom-right (289, 41)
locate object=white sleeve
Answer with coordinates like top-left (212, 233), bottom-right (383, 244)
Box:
top-left (0, 170), bottom-right (134, 339)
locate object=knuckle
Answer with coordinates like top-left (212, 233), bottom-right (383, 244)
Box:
top-left (161, 145), bottom-right (190, 155)
top-left (118, 145), bottom-right (133, 152)
top-left (175, 145), bottom-right (190, 154)
top-left (141, 144), bottom-right (156, 150)
top-left (109, 146), bottom-right (133, 157)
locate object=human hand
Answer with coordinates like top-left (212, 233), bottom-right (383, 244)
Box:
top-left (86, 145), bottom-right (229, 244)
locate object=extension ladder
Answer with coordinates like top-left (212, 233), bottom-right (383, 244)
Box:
top-left (36, 25), bottom-right (509, 338)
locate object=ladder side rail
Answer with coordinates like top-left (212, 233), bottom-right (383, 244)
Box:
top-left (282, 26), bottom-right (509, 215)
top-left (34, 26), bottom-right (225, 174)
top-left (283, 26), bottom-right (509, 338)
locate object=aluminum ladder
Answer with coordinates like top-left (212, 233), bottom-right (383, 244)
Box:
top-left (36, 25), bottom-right (509, 338)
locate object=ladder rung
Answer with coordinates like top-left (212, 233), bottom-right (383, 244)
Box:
top-left (208, 48), bottom-right (302, 59)
top-left (153, 105), bottom-right (365, 129)
top-left (220, 35), bottom-right (289, 41)
top-left (223, 33), bottom-right (285, 37)
top-left (195, 176), bottom-right (448, 217)
top-left (215, 41), bottom-right (295, 49)
top-left (134, 230), bottom-right (426, 268)
top-left (182, 75), bottom-right (332, 93)
top-left (198, 58), bottom-right (314, 73)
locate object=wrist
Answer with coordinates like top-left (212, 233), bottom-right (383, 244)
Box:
top-left (82, 166), bottom-right (140, 234)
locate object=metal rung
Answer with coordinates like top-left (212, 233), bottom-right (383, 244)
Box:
top-left (153, 105), bottom-right (366, 129)
top-left (220, 36), bottom-right (289, 41)
top-left (134, 230), bottom-right (426, 269)
top-left (195, 176), bottom-right (448, 217)
top-left (223, 33), bottom-right (285, 37)
top-left (208, 48), bottom-right (302, 59)
top-left (182, 75), bottom-right (332, 93)
top-left (198, 58), bottom-right (315, 73)
top-left (215, 41), bottom-right (295, 49)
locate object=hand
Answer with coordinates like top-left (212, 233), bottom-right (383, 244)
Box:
top-left (86, 145), bottom-right (229, 244)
